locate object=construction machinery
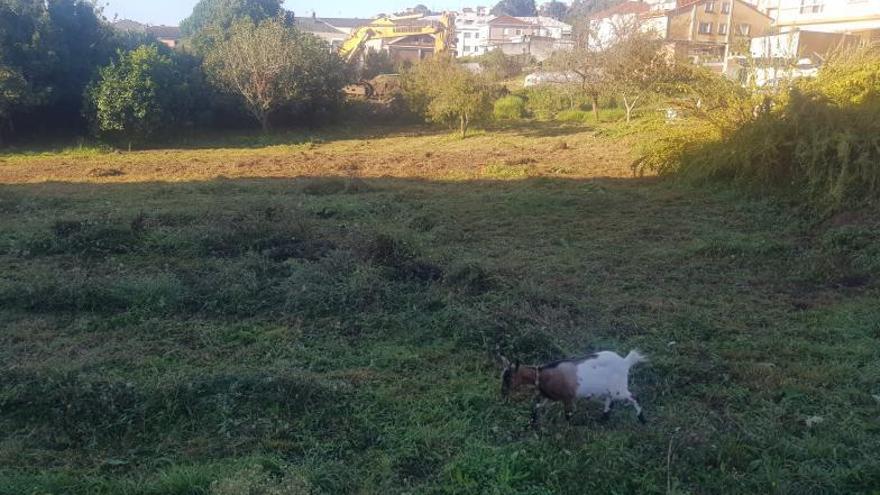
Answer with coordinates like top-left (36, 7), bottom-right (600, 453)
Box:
top-left (339, 13), bottom-right (455, 100)
top-left (339, 13), bottom-right (456, 65)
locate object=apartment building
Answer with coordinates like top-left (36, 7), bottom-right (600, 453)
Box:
top-left (756, 0), bottom-right (880, 39)
top-left (455, 7), bottom-right (493, 56)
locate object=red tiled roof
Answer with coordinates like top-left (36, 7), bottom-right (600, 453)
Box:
top-left (589, 1), bottom-right (651, 20)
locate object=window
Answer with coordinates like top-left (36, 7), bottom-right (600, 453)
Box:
top-left (515, 29), bottom-right (522, 35)
top-left (698, 22), bottom-right (713, 34)
top-left (474, 32), bottom-right (479, 38)
top-left (737, 23), bottom-right (751, 35)
top-left (799, 0), bottom-right (824, 14)
top-left (503, 28), bottom-right (510, 35)
top-left (705, 1), bottom-right (716, 13)
top-left (464, 32), bottom-right (471, 38)
top-left (718, 23), bottom-right (728, 35)
top-left (721, 2), bottom-right (731, 14)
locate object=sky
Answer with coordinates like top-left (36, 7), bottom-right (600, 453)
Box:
top-left (102, 0), bottom-right (480, 26)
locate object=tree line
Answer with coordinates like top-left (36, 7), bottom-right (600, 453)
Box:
top-left (491, 0), bottom-right (626, 22)
top-left (0, 0), bottom-right (348, 147)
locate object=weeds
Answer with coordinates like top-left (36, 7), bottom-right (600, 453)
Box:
top-left (640, 48), bottom-right (880, 210)
top-left (1, 127), bottom-right (878, 494)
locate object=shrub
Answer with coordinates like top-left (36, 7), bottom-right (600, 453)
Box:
top-left (401, 56), bottom-right (499, 137)
top-left (555, 109), bottom-right (592, 123)
top-left (477, 49), bottom-right (524, 81)
top-left (86, 45), bottom-right (185, 147)
top-left (640, 48), bottom-right (880, 209)
top-left (521, 86), bottom-right (574, 120)
top-left (493, 95), bottom-right (525, 120)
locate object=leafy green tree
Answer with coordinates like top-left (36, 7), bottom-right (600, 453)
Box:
top-left (402, 56), bottom-right (498, 138)
top-left (0, 64), bottom-right (28, 141)
top-left (205, 18), bottom-right (348, 131)
top-left (181, 0), bottom-right (282, 51)
top-left (86, 45), bottom-right (182, 148)
top-left (0, 0), bottom-right (121, 137)
top-left (565, 0), bottom-right (624, 23)
top-left (539, 1), bottom-right (568, 20)
top-left (478, 49), bottom-right (524, 81)
top-left (491, 0), bottom-right (537, 17)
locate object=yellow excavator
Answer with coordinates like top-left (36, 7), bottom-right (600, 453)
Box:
top-left (339, 13), bottom-right (456, 99)
top-left (339, 13), bottom-right (456, 64)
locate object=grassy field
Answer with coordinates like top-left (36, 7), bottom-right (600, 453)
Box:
top-left (1, 123), bottom-right (879, 494)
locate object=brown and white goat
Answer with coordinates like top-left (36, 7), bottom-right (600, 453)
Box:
top-left (500, 350), bottom-right (647, 426)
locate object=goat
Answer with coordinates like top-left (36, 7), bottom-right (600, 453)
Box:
top-left (500, 350), bottom-right (647, 426)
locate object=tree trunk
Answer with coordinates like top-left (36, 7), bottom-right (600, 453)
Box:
top-left (460, 113), bottom-right (469, 139)
top-left (260, 112), bottom-right (271, 133)
top-left (623, 95), bottom-right (640, 124)
top-left (591, 96), bottom-right (600, 122)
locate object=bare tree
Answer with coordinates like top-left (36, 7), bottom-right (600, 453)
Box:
top-left (205, 17), bottom-right (347, 131)
top-left (605, 28), bottom-right (668, 123)
top-left (548, 18), bottom-right (609, 121)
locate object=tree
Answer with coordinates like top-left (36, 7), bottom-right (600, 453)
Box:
top-left (477, 49), bottom-right (524, 81)
top-left (395, 4), bottom-right (434, 16)
top-left (565, 0), bottom-right (624, 23)
top-left (491, 0), bottom-right (537, 17)
top-left (181, 0), bottom-right (282, 36)
top-left (0, 0), bottom-right (120, 135)
top-left (86, 45), bottom-right (183, 148)
top-left (205, 18), bottom-right (348, 131)
top-left (539, 1), bottom-right (568, 20)
top-left (548, 19), bottom-right (609, 121)
top-left (0, 64), bottom-right (28, 142)
top-left (180, 0), bottom-right (283, 52)
top-left (402, 56), bottom-right (498, 138)
top-left (605, 30), bottom-right (668, 123)
top-left (361, 49), bottom-right (395, 80)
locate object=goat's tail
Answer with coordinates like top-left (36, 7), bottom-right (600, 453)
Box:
top-left (624, 350), bottom-right (648, 368)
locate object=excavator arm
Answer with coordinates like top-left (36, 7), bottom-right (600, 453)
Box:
top-left (338, 14), bottom-right (456, 63)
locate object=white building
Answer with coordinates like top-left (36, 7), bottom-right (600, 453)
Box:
top-left (755, 0), bottom-right (880, 36)
top-left (455, 7), bottom-right (493, 57)
top-left (516, 16), bottom-right (574, 39)
top-left (454, 8), bottom-right (573, 59)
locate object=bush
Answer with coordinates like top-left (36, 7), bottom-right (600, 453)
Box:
top-left (640, 48), bottom-right (880, 210)
top-left (555, 109), bottom-right (592, 123)
top-left (477, 49), bottom-right (524, 81)
top-left (521, 86), bottom-right (576, 120)
top-left (86, 45), bottom-right (186, 147)
top-left (493, 95), bottom-right (525, 120)
top-left (401, 56), bottom-right (499, 137)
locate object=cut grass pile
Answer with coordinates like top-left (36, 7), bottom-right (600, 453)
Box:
top-left (1, 124), bottom-right (879, 494)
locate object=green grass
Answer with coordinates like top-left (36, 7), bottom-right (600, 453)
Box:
top-left (1, 126), bottom-right (879, 494)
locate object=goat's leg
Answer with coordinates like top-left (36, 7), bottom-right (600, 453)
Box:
top-left (530, 396), bottom-right (548, 429)
top-left (600, 396), bottom-right (613, 421)
top-left (626, 394), bottom-right (646, 424)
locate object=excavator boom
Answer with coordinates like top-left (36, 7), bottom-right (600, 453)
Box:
top-left (338, 13), bottom-right (455, 63)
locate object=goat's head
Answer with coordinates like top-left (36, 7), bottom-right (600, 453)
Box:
top-left (500, 356), bottom-right (522, 400)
